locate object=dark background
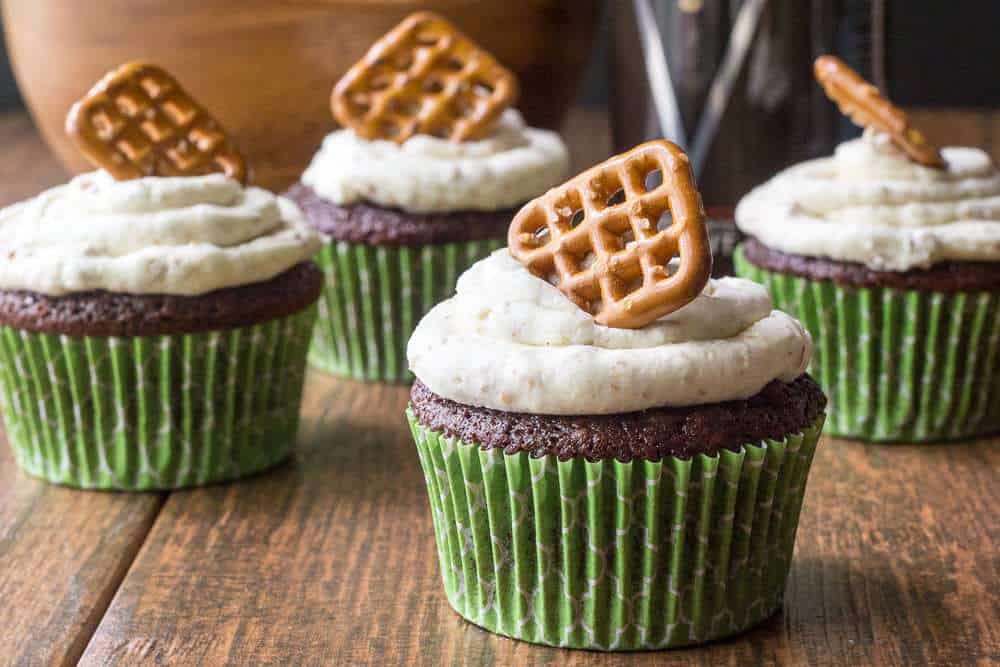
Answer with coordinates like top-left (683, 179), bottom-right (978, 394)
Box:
top-left (887, 1), bottom-right (1000, 107)
top-left (0, 29), bottom-right (17, 108)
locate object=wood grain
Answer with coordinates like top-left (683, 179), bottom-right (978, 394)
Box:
top-left (0, 111), bottom-right (165, 667)
top-left (0, 446), bottom-right (164, 666)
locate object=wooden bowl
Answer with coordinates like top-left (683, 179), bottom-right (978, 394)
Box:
top-left (1, 0), bottom-right (600, 190)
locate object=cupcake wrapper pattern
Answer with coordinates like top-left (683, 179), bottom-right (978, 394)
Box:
top-left (735, 247), bottom-right (1000, 441)
top-left (408, 410), bottom-right (825, 651)
top-left (310, 239), bottom-right (505, 383)
top-left (0, 306), bottom-right (317, 490)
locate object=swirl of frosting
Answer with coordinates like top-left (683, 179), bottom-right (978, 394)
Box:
top-left (407, 250), bottom-right (812, 415)
top-left (735, 131), bottom-right (1000, 271)
top-left (301, 109), bottom-right (569, 213)
top-left (0, 171), bottom-right (321, 296)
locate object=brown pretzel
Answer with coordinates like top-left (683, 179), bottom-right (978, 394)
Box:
top-left (814, 55), bottom-right (944, 168)
top-left (508, 141), bottom-right (712, 329)
top-left (66, 62), bottom-right (248, 183)
top-left (331, 11), bottom-right (518, 143)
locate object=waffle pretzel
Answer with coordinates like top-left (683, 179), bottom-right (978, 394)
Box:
top-left (66, 62), bottom-right (248, 183)
top-left (814, 55), bottom-right (944, 168)
top-left (332, 11), bottom-right (519, 143)
top-left (509, 140), bottom-right (712, 329)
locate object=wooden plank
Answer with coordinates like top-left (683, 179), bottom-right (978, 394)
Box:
top-left (783, 437), bottom-right (1000, 666)
top-left (80, 369), bottom-right (1000, 665)
top-left (78, 375), bottom-right (427, 665)
top-left (0, 110), bottom-right (167, 667)
top-left (0, 446), bottom-right (164, 666)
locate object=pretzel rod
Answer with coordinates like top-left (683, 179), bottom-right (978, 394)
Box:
top-left (66, 62), bottom-right (248, 183)
top-left (814, 55), bottom-right (944, 168)
top-left (332, 11), bottom-right (518, 143)
top-left (509, 140), bottom-right (712, 329)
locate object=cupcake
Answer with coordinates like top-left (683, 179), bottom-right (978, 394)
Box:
top-left (406, 141), bottom-right (826, 649)
top-left (284, 11), bottom-right (569, 382)
top-left (0, 63), bottom-right (322, 490)
top-left (734, 56), bottom-right (1000, 442)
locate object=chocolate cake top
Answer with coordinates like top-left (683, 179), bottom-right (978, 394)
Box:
top-left (410, 376), bottom-right (826, 462)
top-left (0, 262), bottom-right (322, 337)
top-left (284, 183), bottom-right (513, 246)
top-left (742, 237), bottom-right (1000, 291)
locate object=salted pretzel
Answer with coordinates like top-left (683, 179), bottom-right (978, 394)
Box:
top-left (66, 62), bottom-right (248, 183)
top-left (814, 55), bottom-right (944, 168)
top-left (331, 11), bottom-right (518, 143)
top-left (508, 141), bottom-right (712, 329)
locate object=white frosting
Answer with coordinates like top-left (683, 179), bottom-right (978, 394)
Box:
top-left (735, 132), bottom-right (1000, 271)
top-left (0, 171), bottom-right (322, 296)
top-left (301, 110), bottom-right (569, 213)
top-left (407, 250), bottom-right (812, 415)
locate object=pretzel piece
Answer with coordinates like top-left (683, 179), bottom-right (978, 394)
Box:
top-left (332, 11), bottom-right (519, 143)
top-left (66, 62), bottom-right (248, 183)
top-left (814, 55), bottom-right (944, 168)
top-left (508, 140), bottom-right (712, 329)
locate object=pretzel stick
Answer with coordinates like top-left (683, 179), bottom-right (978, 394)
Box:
top-left (814, 55), bottom-right (944, 168)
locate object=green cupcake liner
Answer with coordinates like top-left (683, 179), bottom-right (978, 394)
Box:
top-left (310, 239), bottom-right (505, 383)
top-left (0, 306), bottom-right (316, 490)
top-left (734, 246), bottom-right (1000, 441)
top-left (408, 409), bottom-right (824, 650)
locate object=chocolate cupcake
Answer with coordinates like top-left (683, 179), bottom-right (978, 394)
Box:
top-left (734, 56), bottom-right (1000, 442)
top-left (406, 142), bottom-right (826, 650)
top-left (0, 64), bottom-right (322, 489)
top-left (285, 12), bottom-right (569, 382)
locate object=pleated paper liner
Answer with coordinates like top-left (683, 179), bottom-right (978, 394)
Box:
top-left (310, 239), bottom-right (505, 383)
top-left (0, 306), bottom-right (317, 490)
top-left (408, 409), bottom-right (825, 651)
top-left (734, 246), bottom-right (1000, 441)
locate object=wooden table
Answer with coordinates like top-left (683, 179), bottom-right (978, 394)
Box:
top-left (0, 109), bottom-right (997, 666)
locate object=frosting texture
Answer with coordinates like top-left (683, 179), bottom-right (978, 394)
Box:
top-left (735, 132), bottom-right (1000, 271)
top-left (0, 171), bottom-right (321, 296)
top-left (407, 250), bottom-right (812, 414)
top-left (301, 110), bottom-right (569, 213)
